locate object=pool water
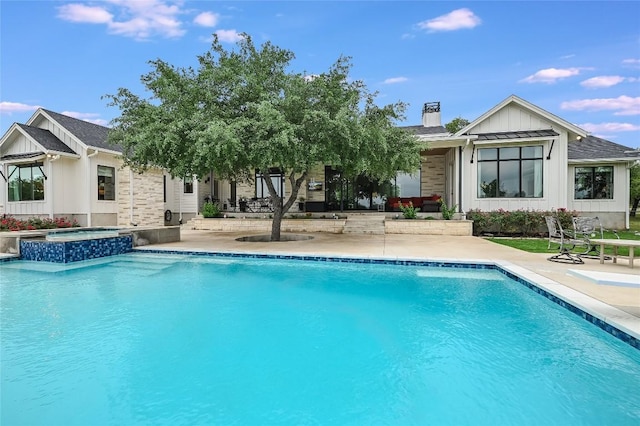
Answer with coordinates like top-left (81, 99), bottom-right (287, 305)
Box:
top-left (45, 229), bottom-right (120, 241)
top-left (1, 253), bottom-right (639, 425)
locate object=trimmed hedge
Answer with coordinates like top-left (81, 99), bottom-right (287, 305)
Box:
top-left (466, 208), bottom-right (578, 237)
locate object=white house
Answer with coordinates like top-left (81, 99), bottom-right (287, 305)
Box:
top-left (226, 95), bottom-right (639, 229)
top-left (1, 96), bottom-right (638, 229)
top-left (0, 108), bottom-right (197, 227)
top-left (418, 95), bottom-right (639, 229)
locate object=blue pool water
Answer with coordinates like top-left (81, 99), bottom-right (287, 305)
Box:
top-left (1, 253), bottom-right (639, 425)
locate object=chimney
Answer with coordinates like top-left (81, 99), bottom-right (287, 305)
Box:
top-left (422, 101), bottom-right (441, 127)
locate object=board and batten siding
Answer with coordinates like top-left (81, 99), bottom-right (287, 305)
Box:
top-left (567, 163), bottom-right (629, 229)
top-left (30, 115), bottom-right (85, 155)
top-left (461, 104), bottom-right (569, 213)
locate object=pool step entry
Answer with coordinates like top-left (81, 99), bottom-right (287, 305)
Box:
top-left (342, 214), bottom-right (386, 235)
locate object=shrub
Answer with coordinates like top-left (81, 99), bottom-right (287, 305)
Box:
top-left (0, 215), bottom-right (79, 232)
top-left (466, 209), bottom-right (578, 237)
top-left (439, 199), bottom-right (457, 220)
top-left (399, 202), bottom-right (419, 219)
top-left (202, 202), bottom-right (221, 218)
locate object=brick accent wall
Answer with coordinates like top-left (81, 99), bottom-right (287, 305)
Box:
top-left (117, 167), bottom-right (164, 227)
top-left (421, 154), bottom-right (445, 196)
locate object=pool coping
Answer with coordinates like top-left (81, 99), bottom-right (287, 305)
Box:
top-left (133, 246), bottom-right (639, 349)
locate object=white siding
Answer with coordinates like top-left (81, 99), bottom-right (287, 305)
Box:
top-left (3, 132), bottom-right (41, 155)
top-left (462, 104), bottom-right (569, 213)
top-left (567, 163), bottom-right (628, 213)
top-left (30, 115), bottom-right (85, 154)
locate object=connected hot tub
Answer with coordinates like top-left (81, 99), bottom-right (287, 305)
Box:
top-left (19, 228), bottom-right (133, 263)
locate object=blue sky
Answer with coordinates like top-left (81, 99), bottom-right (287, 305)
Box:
top-left (1, 1), bottom-right (639, 148)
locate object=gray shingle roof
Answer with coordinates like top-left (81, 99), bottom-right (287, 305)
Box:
top-left (17, 124), bottom-right (77, 155)
top-left (401, 125), bottom-right (448, 135)
top-left (474, 129), bottom-right (559, 141)
top-left (568, 136), bottom-right (640, 161)
top-left (41, 109), bottom-right (122, 153)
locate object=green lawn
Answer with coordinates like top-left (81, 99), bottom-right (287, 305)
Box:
top-left (487, 215), bottom-right (640, 257)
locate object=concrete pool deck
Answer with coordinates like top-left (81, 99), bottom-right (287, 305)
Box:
top-left (137, 228), bottom-right (640, 338)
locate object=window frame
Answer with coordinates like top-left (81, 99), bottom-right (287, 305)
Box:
top-left (574, 166), bottom-right (613, 200)
top-left (97, 165), bottom-right (116, 201)
top-left (477, 145), bottom-right (544, 198)
top-left (183, 176), bottom-right (194, 194)
top-left (255, 168), bottom-right (284, 198)
top-left (7, 162), bottom-right (45, 202)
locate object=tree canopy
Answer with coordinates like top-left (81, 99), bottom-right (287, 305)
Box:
top-left (105, 34), bottom-right (420, 240)
top-left (445, 116), bottom-right (470, 134)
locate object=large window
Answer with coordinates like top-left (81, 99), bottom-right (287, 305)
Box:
top-left (393, 171), bottom-right (421, 197)
top-left (477, 146), bottom-right (543, 198)
top-left (7, 163), bottom-right (45, 202)
top-left (574, 166), bottom-right (613, 199)
top-left (256, 168), bottom-right (284, 198)
top-left (98, 165), bottom-right (115, 200)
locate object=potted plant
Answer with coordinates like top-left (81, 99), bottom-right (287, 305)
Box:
top-left (238, 197), bottom-right (248, 212)
top-left (298, 196), bottom-right (305, 212)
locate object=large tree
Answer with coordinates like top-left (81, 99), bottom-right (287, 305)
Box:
top-left (106, 35), bottom-right (419, 240)
top-left (445, 116), bottom-right (470, 134)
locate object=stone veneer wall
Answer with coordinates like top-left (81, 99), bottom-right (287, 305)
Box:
top-left (421, 154), bottom-right (445, 196)
top-left (190, 218), bottom-right (346, 233)
top-left (385, 220), bottom-right (472, 236)
top-left (118, 167), bottom-right (165, 227)
top-left (189, 217), bottom-right (472, 236)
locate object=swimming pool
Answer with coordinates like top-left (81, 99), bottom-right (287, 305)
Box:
top-left (1, 253), bottom-right (639, 425)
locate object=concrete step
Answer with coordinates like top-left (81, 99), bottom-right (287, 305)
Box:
top-left (343, 215), bottom-right (386, 235)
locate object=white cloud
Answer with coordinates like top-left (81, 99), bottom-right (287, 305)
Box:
top-left (560, 54), bottom-right (576, 60)
top-left (57, 4), bottom-right (113, 23)
top-left (519, 67), bottom-right (585, 84)
top-left (0, 102), bottom-right (41, 114)
top-left (622, 58), bottom-right (640, 68)
top-left (61, 111), bottom-right (109, 126)
top-left (579, 122), bottom-right (640, 133)
top-left (580, 75), bottom-right (626, 88)
top-left (57, 1), bottom-right (186, 40)
top-left (194, 11), bottom-right (219, 27)
top-left (417, 8), bottom-right (481, 32)
top-left (383, 77), bottom-right (408, 84)
top-left (215, 29), bottom-right (244, 43)
top-left (561, 96), bottom-right (640, 116)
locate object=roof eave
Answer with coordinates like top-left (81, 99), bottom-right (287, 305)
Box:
top-left (568, 157), bottom-right (640, 164)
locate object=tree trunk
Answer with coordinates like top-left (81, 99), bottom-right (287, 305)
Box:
top-left (271, 204), bottom-right (283, 241)
top-left (631, 197), bottom-right (640, 217)
top-left (263, 169), bottom-right (307, 241)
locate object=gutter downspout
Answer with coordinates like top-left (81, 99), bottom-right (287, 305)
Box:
top-left (130, 169), bottom-right (135, 226)
top-left (625, 164), bottom-right (631, 230)
top-left (87, 149), bottom-right (99, 227)
top-left (179, 179), bottom-right (183, 225)
top-left (458, 146), bottom-right (463, 215)
top-left (47, 154), bottom-right (61, 220)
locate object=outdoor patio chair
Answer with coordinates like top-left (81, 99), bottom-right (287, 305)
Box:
top-left (545, 216), bottom-right (584, 264)
top-left (572, 216), bottom-right (618, 259)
